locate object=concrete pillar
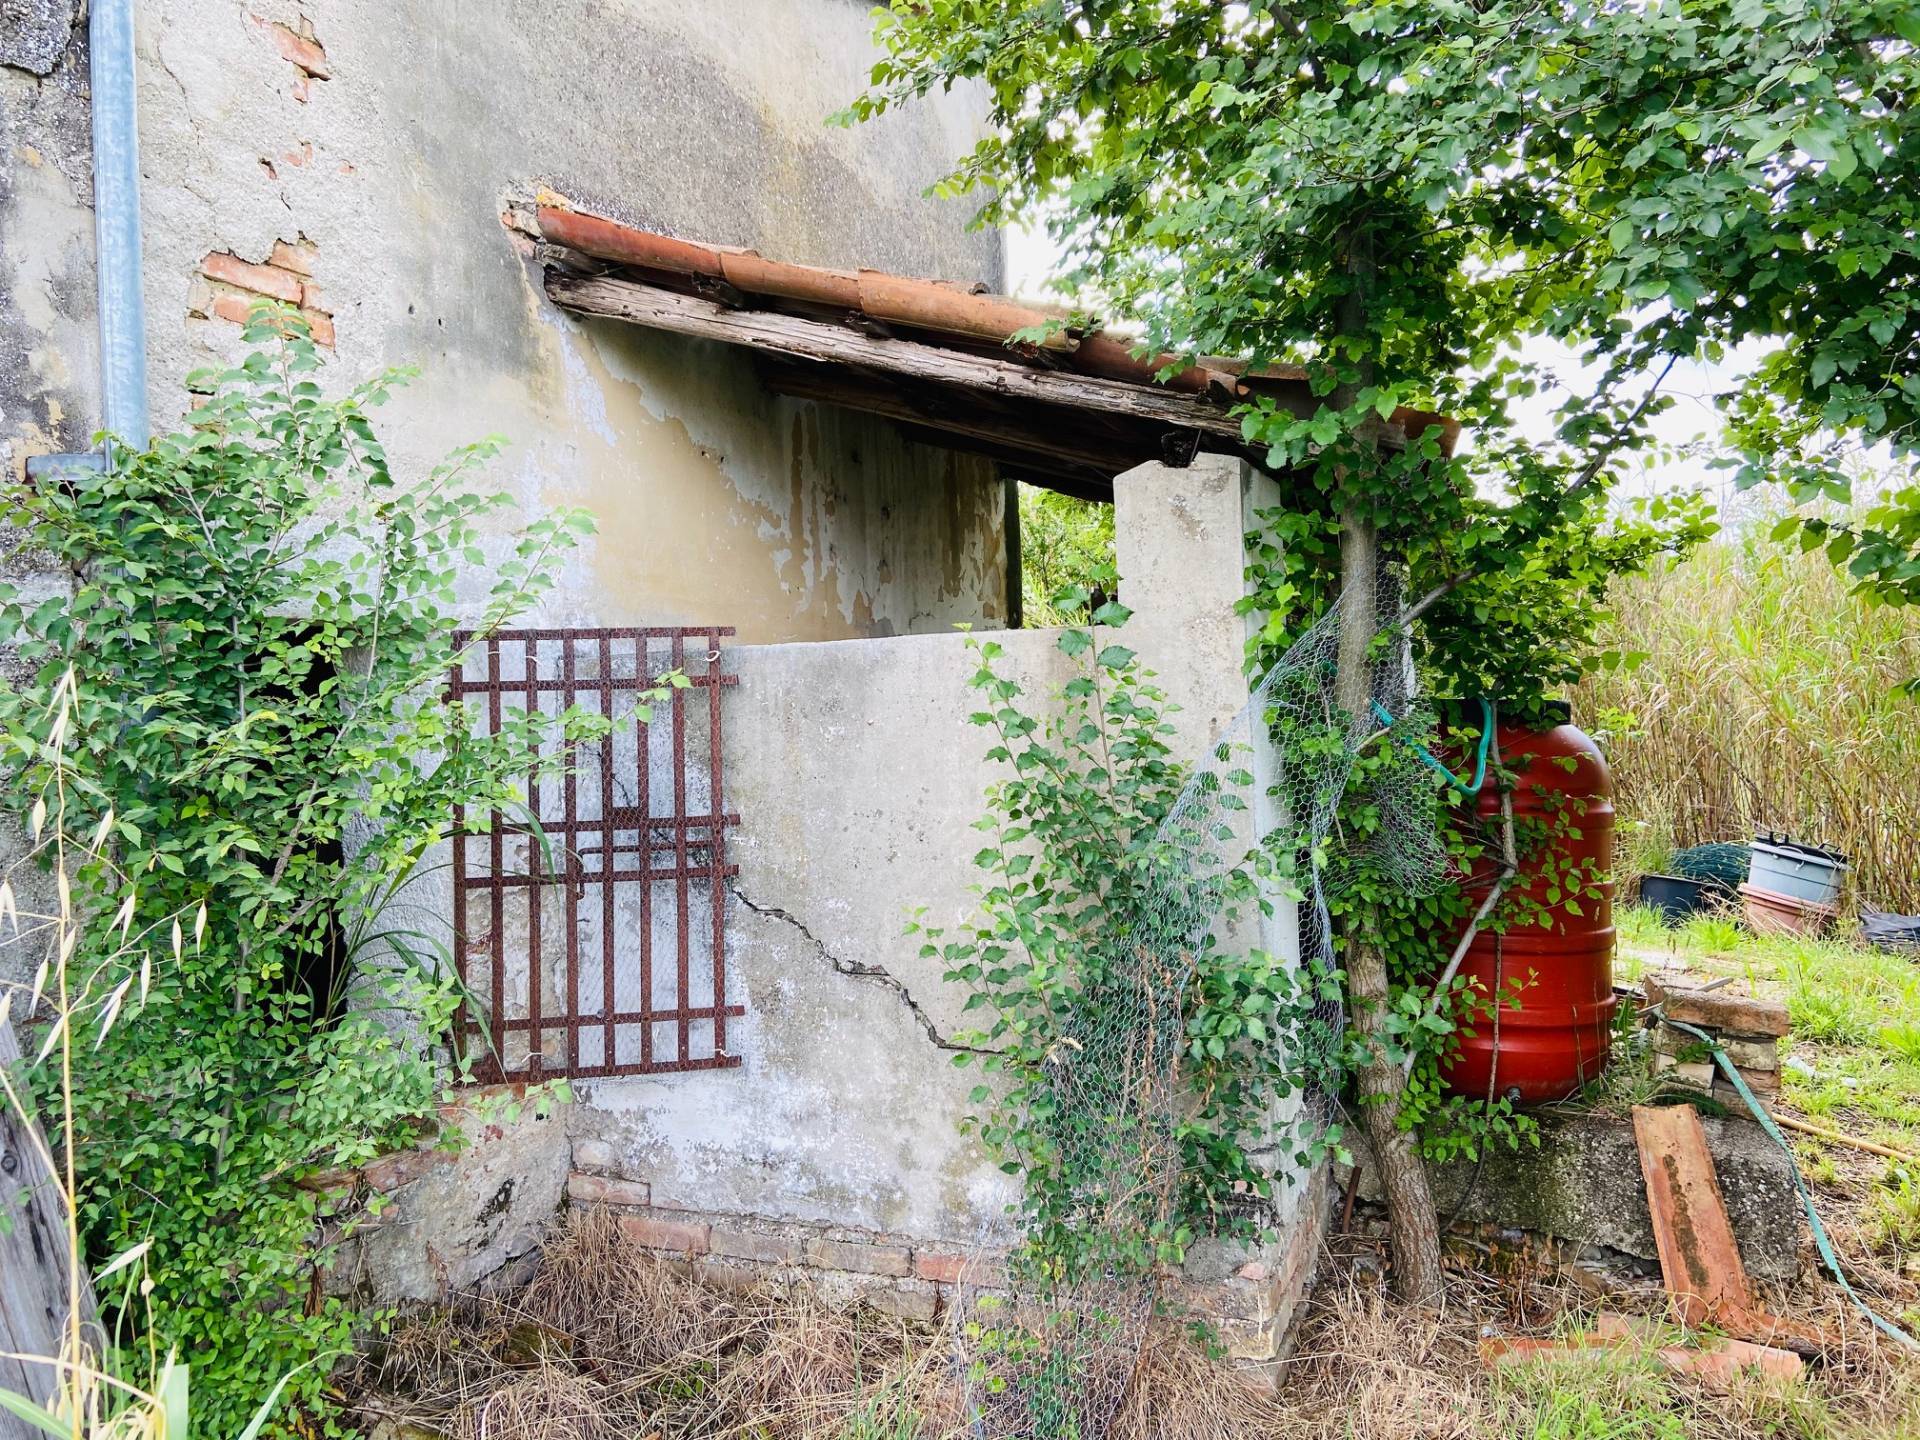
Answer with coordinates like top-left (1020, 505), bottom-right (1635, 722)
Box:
top-left (1112, 453), bottom-right (1293, 961)
top-left (1112, 453), bottom-right (1321, 1353)
top-left (1113, 452), bottom-right (1276, 748)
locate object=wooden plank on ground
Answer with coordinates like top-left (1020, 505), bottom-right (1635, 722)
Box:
top-left (0, 1023), bottom-right (88, 1436)
top-left (1632, 1102), bottom-right (1754, 1327)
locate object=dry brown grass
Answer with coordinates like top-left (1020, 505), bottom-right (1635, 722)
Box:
top-left (347, 1210), bottom-right (1920, 1440)
top-left (1274, 1249), bottom-right (1920, 1440)
top-left (349, 1209), bottom-right (956, 1440)
top-left (1578, 516), bottom-right (1920, 913)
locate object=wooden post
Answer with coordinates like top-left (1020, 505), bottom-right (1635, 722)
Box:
top-left (0, 1023), bottom-right (91, 1433)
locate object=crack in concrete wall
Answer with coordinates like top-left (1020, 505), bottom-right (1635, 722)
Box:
top-left (728, 882), bottom-right (992, 1056)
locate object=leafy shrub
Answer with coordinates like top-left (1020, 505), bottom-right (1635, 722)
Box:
top-left (0, 309), bottom-right (599, 1434)
top-left (915, 603), bottom-right (1332, 1278)
top-left (1016, 484), bottom-right (1115, 628)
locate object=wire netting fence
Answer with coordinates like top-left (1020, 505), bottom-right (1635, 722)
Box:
top-left (955, 580), bottom-right (1449, 1438)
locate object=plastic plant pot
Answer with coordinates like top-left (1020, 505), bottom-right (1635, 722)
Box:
top-left (1739, 882), bottom-right (1838, 938)
top-left (1639, 873), bottom-right (1710, 924)
top-left (1748, 834), bottom-right (1848, 908)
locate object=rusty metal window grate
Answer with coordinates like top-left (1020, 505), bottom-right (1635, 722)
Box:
top-left (448, 627), bottom-right (740, 1082)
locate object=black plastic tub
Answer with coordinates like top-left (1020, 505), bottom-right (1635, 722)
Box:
top-left (1639, 873), bottom-right (1709, 924)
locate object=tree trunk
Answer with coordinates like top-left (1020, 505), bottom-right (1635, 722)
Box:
top-left (1326, 217), bottom-right (1446, 1304)
top-left (1335, 512), bottom-right (1447, 1306)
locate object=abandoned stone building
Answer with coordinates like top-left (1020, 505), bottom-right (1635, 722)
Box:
top-left (0, 0), bottom-right (1476, 1360)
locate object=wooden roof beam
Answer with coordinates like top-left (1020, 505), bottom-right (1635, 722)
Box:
top-left (757, 361), bottom-right (1151, 495)
top-left (544, 270), bottom-right (1280, 440)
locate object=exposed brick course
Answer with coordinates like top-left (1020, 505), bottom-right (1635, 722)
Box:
top-left (616, 1211), bottom-right (709, 1255)
top-left (805, 1236), bottom-right (912, 1277)
top-left (208, 291), bottom-right (257, 328)
top-left (196, 243), bottom-right (334, 348)
top-left (565, 1172), bottom-right (650, 1207)
top-left (202, 251), bottom-right (303, 304)
top-left (710, 1226), bottom-right (801, 1266)
top-left (570, 1163), bottom-right (1330, 1368)
top-left (911, 1250), bottom-right (967, 1285)
top-left (269, 239), bottom-right (317, 276)
top-left (359, 1146), bottom-right (451, 1194)
top-left (300, 308), bottom-right (335, 348)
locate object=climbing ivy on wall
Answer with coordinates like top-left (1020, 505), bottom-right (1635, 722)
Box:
top-left (916, 597), bottom-right (1337, 1282)
top-left (0, 309), bottom-right (602, 1434)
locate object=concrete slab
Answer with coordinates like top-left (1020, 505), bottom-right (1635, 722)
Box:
top-left (1342, 1107), bottom-right (1805, 1284)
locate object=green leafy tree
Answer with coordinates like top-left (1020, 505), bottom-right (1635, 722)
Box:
top-left (1707, 17), bottom-right (1919, 653)
top-left (1016, 484), bottom-right (1116, 626)
top-left (838, 0), bottom-right (1912, 1299)
top-left (0, 310), bottom-right (602, 1431)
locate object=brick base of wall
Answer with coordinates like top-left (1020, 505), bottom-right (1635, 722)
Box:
top-left (1165, 1161), bottom-right (1330, 1377)
top-left (566, 1142), bottom-right (1333, 1366)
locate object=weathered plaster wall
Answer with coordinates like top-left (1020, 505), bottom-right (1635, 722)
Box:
top-left (572, 457), bottom-right (1314, 1247)
top-left (0, 1), bottom-right (94, 598)
top-left (2, 0), bottom-right (1008, 644)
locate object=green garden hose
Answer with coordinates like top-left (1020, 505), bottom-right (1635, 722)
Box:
top-left (1663, 1016), bottom-right (1919, 1352)
top-left (1371, 695), bottom-right (1494, 795)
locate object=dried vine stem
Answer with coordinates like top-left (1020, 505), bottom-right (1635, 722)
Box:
top-left (1403, 725), bottom-right (1516, 1079)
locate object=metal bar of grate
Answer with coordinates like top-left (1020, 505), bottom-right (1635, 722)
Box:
top-left (447, 626), bottom-right (740, 1082)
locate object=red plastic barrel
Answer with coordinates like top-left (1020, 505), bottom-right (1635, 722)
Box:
top-left (1441, 718), bottom-right (1616, 1105)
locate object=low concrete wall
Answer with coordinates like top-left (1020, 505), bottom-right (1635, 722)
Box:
top-left (1342, 1108), bottom-right (1806, 1284)
top-left (554, 455), bottom-right (1330, 1358)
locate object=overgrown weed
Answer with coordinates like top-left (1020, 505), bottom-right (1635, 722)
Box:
top-left (346, 1213), bottom-right (1919, 1440)
top-left (1580, 509), bottom-right (1920, 914)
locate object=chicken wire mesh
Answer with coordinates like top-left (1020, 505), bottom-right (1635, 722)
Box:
top-left (953, 579), bottom-right (1449, 1439)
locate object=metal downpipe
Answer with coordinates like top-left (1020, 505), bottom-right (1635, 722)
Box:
top-left (90, 0), bottom-right (149, 450)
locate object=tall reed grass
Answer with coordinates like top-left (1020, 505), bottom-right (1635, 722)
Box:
top-left (1579, 506), bottom-right (1920, 915)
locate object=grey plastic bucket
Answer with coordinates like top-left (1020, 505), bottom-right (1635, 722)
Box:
top-left (1748, 837), bottom-right (1848, 906)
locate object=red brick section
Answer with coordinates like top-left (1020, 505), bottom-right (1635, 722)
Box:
top-left (616, 1212), bottom-right (710, 1255)
top-left (199, 243), bottom-right (335, 348)
top-left (203, 252), bottom-right (302, 304)
top-left (565, 1173), bottom-right (651, 1207)
top-left (207, 292), bottom-right (257, 329)
top-left (269, 239), bottom-right (316, 276)
top-left (709, 1226), bottom-right (801, 1266)
top-left (300, 309), bottom-right (336, 347)
top-left (805, 1235), bottom-right (912, 1278)
top-left (264, 20), bottom-right (329, 79)
top-left (572, 1167), bottom-right (1330, 1362)
top-left (912, 1250), bottom-right (967, 1285)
